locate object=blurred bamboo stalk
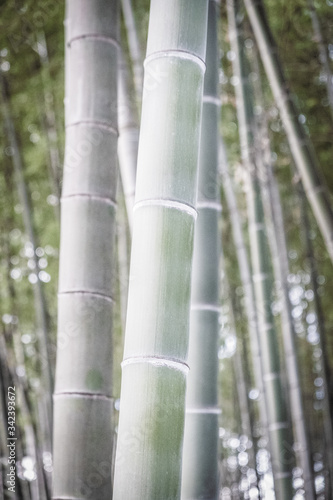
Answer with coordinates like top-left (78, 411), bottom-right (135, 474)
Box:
top-left (244, 0), bottom-right (333, 265)
top-left (227, 1), bottom-right (296, 496)
top-left (181, 2), bottom-right (221, 497)
top-left (0, 71), bottom-right (53, 442)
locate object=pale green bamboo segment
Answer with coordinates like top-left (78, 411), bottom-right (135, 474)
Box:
top-left (53, 1), bottom-right (119, 499)
top-left (113, 1), bottom-right (208, 498)
top-left (244, 0), bottom-right (333, 264)
top-left (182, 2), bottom-right (220, 498)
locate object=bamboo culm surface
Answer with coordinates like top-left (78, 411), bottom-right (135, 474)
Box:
top-left (113, 0), bottom-right (209, 498)
top-left (181, 2), bottom-right (221, 498)
top-left (53, 1), bottom-right (119, 498)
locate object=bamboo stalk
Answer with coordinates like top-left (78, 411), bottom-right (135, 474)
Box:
top-left (227, 1), bottom-right (295, 497)
top-left (121, 0), bottom-right (144, 105)
top-left (248, 42), bottom-right (316, 499)
top-left (181, 2), bottom-right (220, 498)
top-left (118, 49), bottom-right (138, 232)
top-left (307, 0), bottom-right (333, 122)
top-left (225, 270), bottom-right (259, 488)
top-left (297, 181), bottom-right (333, 496)
top-left (219, 143), bottom-right (267, 433)
top-left (52, 1), bottom-right (119, 498)
top-left (0, 72), bottom-right (53, 440)
top-left (113, 1), bottom-right (209, 497)
top-left (244, 0), bottom-right (333, 265)
top-left (36, 32), bottom-right (62, 209)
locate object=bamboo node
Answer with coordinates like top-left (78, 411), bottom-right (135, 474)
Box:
top-left (121, 355), bottom-right (189, 374)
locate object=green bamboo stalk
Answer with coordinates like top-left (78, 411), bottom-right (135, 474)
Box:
top-left (121, 0), bottom-right (144, 105)
top-left (181, 2), bottom-right (220, 498)
top-left (227, 1), bottom-right (295, 497)
top-left (116, 183), bottom-right (130, 334)
top-left (113, 1), bottom-right (209, 497)
top-left (118, 49), bottom-right (138, 233)
top-left (248, 42), bottom-right (316, 499)
top-left (53, 1), bottom-right (119, 498)
top-left (307, 0), bottom-right (333, 122)
top-left (0, 72), bottom-right (53, 441)
top-left (224, 270), bottom-right (259, 488)
top-left (297, 181), bottom-right (333, 496)
top-left (219, 143), bottom-right (267, 433)
top-left (36, 31), bottom-right (62, 208)
top-left (244, 0), bottom-right (333, 264)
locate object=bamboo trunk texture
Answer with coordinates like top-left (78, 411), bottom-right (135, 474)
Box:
top-left (52, 1), bottom-right (119, 499)
top-left (113, 1), bottom-right (209, 498)
top-left (181, 2), bottom-right (220, 498)
top-left (227, 1), bottom-right (295, 497)
top-left (244, 0), bottom-right (333, 265)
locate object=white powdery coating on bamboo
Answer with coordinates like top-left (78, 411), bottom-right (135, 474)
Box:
top-left (191, 303), bottom-right (221, 313)
top-left (57, 290), bottom-right (115, 303)
top-left (134, 199), bottom-right (197, 219)
top-left (196, 201), bottom-right (222, 211)
top-left (122, 356), bottom-right (189, 374)
top-left (67, 34), bottom-right (120, 49)
top-left (144, 50), bottom-right (206, 73)
top-left (61, 193), bottom-right (117, 208)
top-left (186, 407), bottom-right (221, 415)
top-left (202, 95), bottom-right (221, 106)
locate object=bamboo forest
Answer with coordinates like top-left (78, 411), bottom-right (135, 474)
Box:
top-left (1, 0), bottom-right (333, 498)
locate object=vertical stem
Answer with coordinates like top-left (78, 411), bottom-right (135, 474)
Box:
top-left (121, 0), bottom-right (144, 105)
top-left (53, 1), bottom-right (119, 498)
top-left (36, 32), bottom-right (62, 207)
top-left (118, 49), bottom-right (138, 233)
top-left (220, 142), bottom-right (267, 433)
top-left (181, 2), bottom-right (220, 498)
top-left (307, 0), bottom-right (333, 122)
top-left (297, 181), bottom-right (333, 497)
top-left (113, 1), bottom-right (209, 497)
top-left (227, 1), bottom-right (295, 497)
top-left (249, 43), bottom-right (316, 499)
top-left (0, 72), bottom-right (53, 441)
top-left (244, 0), bottom-right (333, 264)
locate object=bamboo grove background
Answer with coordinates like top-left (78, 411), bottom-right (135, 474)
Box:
top-left (0, 0), bottom-right (333, 498)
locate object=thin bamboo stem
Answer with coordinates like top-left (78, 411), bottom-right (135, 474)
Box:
top-left (307, 0), bottom-right (333, 122)
top-left (0, 72), bottom-right (53, 439)
top-left (121, 0), bottom-right (144, 105)
top-left (249, 42), bottom-right (316, 499)
top-left (227, 1), bottom-right (295, 497)
top-left (219, 143), bottom-right (267, 432)
top-left (297, 181), bottom-right (333, 496)
top-left (118, 49), bottom-right (138, 233)
top-left (244, 0), bottom-right (333, 265)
